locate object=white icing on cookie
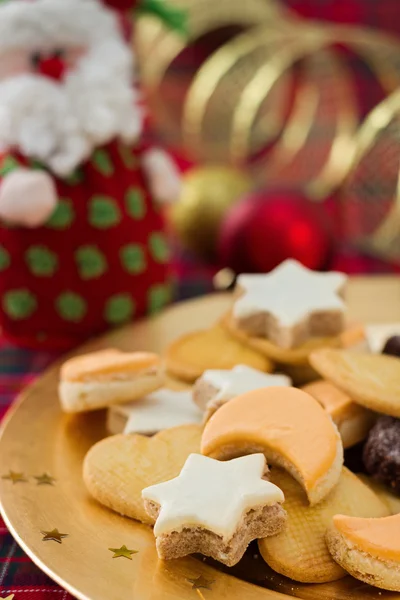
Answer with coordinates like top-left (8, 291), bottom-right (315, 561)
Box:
top-left (203, 365), bottom-right (291, 402)
top-left (234, 259), bottom-right (347, 327)
top-left (366, 323), bottom-right (400, 353)
top-left (111, 389), bottom-right (202, 435)
top-left (142, 453), bottom-right (284, 539)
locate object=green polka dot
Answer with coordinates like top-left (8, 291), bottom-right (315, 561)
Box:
top-left (149, 232), bottom-right (170, 264)
top-left (46, 199), bottom-right (74, 230)
top-left (89, 196), bottom-right (121, 229)
top-left (118, 144), bottom-right (137, 170)
top-left (26, 246), bottom-right (58, 277)
top-left (92, 149), bottom-right (114, 177)
top-left (75, 246), bottom-right (107, 280)
top-left (148, 284), bottom-right (171, 315)
top-left (3, 289), bottom-right (37, 320)
top-left (126, 188), bottom-right (146, 220)
top-left (0, 246), bottom-right (10, 271)
top-left (120, 244), bottom-right (146, 275)
top-left (56, 292), bottom-right (87, 323)
top-left (0, 155), bottom-right (20, 177)
top-left (105, 294), bottom-right (135, 325)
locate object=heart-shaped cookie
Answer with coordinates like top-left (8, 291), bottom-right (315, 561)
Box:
top-left (83, 424), bottom-right (202, 524)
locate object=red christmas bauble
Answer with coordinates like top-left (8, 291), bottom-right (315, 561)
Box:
top-left (218, 189), bottom-right (333, 273)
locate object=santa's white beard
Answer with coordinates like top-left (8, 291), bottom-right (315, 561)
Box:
top-left (0, 40), bottom-right (143, 177)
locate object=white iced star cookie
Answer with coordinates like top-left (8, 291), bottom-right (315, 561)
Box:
top-left (193, 365), bottom-right (291, 421)
top-left (142, 453), bottom-right (286, 566)
top-left (107, 389), bottom-right (203, 436)
top-left (233, 259), bottom-right (347, 349)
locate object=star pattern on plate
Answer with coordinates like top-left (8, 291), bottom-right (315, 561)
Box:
top-left (234, 259), bottom-right (346, 327)
top-left (41, 528), bottom-right (68, 543)
top-left (2, 471), bottom-right (27, 484)
top-left (112, 389), bottom-right (202, 435)
top-left (142, 454), bottom-right (284, 539)
top-left (34, 473), bottom-right (56, 485)
top-left (187, 575), bottom-right (215, 590)
top-left (203, 365), bottom-right (291, 402)
top-left (108, 545), bottom-right (138, 560)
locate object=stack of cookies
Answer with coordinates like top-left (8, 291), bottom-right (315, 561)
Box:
top-left (57, 259), bottom-right (400, 593)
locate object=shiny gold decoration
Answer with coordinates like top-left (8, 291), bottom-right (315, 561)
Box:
top-left (182, 26), bottom-right (294, 163)
top-left (109, 545), bottom-right (138, 560)
top-left (34, 473), bottom-right (56, 486)
top-left (136, 0), bottom-right (400, 203)
top-left (3, 595), bottom-right (15, 600)
top-left (187, 575), bottom-right (215, 590)
top-left (170, 166), bottom-right (251, 259)
top-left (2, 471), bottom-right (27, 484)
top-left (1, 281), bottom-right (400, 600)
top-left (41, 528), bottom-right (68, 543)
top-left (136, 0), bottom-right (283, 148)
top-left (342, 88), bottom-right (400, 262)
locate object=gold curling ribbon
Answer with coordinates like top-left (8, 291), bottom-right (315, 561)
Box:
top-left (344, 88), bottom-right (400, 262)
top-left (182, 25), bottom-right (295, 162)
top-left (136, 0), bottom-right (400, 214)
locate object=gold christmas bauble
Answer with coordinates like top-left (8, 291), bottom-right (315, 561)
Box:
top-left (170, 166), bottom-right (252, 260)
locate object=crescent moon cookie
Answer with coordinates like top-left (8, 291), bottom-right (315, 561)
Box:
top-left (232, 259), bottom-right (347, 350)
top-left (193, 365), bottom-right (291, 421)
top-left (107, 389), bottom-right (203, 436)
top-left (326, 514), bottom-right (400, 591)
top-left (165, 325), bottom-right (272, 383)
top-left (259, 468), bottom-right (389, 583)
top-left (59, 349), bottom-right (164, 413)
top-left (302, 380), bottom-right (376, 449)
top-left (142, 453), bottom-right (286, 567)
top-left (310, 349), bottom-right (400, 417)
top-left (201, 387), bottom-right (343, 504)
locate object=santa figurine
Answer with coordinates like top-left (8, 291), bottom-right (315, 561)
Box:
top-left (0, 0), bottom-right (182, 348)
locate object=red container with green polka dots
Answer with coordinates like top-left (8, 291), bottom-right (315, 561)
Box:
top-left (0, 141), bottom-right (171, 349)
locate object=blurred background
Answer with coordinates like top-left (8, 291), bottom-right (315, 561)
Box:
top-left (133, 0), bottom-right (400, 298)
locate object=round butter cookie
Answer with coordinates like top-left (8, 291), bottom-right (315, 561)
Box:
top-left (165, 325), bottom-right (272, 383)
top-left (310, 349), bottom-right (400, 417)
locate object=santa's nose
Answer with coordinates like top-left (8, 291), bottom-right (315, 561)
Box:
top-left (37, 55), bottom-right (67, 82)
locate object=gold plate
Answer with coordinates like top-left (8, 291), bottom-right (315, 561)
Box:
top-left (1, 281), bottom-right (400, 600)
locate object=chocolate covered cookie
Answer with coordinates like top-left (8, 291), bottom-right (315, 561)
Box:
top-left (363, 416), bottom-right (400, 496)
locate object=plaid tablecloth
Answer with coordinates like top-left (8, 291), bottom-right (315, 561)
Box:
top-left (0, 343), bottom-right (69, 600)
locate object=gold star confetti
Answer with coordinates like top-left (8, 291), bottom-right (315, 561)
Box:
top-left (41, 528), bottom-right (68, 543)
top-left (3, 595), bottom-right (15, 600)
top-left (34, 473), bottom-right (56, 485)
top-left (108, 545), bottom-right (138, 560)
top-left (187, 575), bottom-right (215, 590)
top-left (2, 471), bottom-right (27, 484)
